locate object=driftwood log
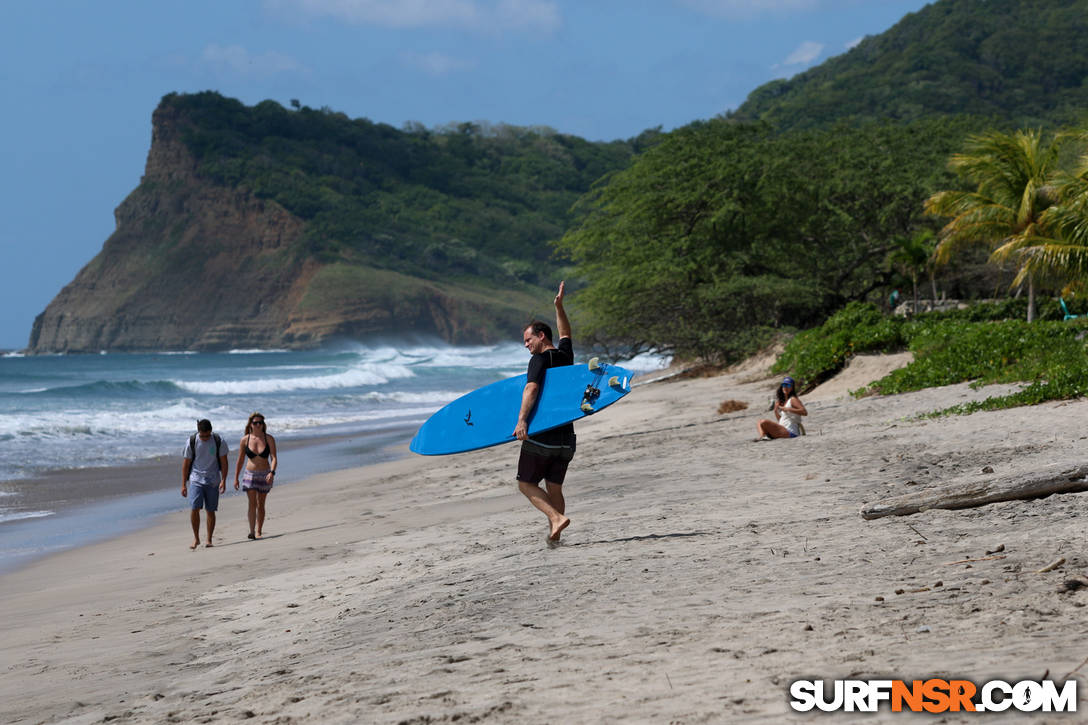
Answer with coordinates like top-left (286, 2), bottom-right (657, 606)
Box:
top-left (861, 465), bottom-right (1088, 520)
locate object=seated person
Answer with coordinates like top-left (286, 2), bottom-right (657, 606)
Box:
top-left (756, 376), bottom-right (807, 440)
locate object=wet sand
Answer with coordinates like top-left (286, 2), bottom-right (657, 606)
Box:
top-left (0, 424), bottom-right (416, 573)
top-left (3, 355), bottom-right (1088, 723)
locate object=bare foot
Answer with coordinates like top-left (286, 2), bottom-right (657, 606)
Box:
top-left (247, 532), bottom-right (256, 540)
top-left (549, 516), bottom-right (570, 541)
top-left (205, 541), bottom-right (214, 548)
top-left (189, 540), bottom-right (199, 550)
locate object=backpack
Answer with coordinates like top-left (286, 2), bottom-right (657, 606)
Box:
top-left (189, 433), bottom-right (224, 474)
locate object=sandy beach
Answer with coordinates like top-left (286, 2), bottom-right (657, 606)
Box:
top-left (3, 353), bottom-right (1088, 723)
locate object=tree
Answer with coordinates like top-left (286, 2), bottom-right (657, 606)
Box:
top-left (924, 129), bottom-right (1062, 321)
top-left (888, 229), bottom-right (937, 314)
top-left (556, 117), bottom-right (975, 362)
top-left (1016, 139), bottom-right (1088, 285)
top-left (555, 121), bottom-right (773, 359)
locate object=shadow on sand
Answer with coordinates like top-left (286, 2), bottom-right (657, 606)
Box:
top-left (568, 530), bottom-right (716, 547)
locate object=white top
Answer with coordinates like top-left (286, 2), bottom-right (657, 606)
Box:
top-left (777, 403), bottom-right (803, 436)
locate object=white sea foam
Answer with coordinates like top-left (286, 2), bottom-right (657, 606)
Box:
top-left (0, 509), bottom-right (54, 523)
top-left (0, 342), bottom-right (524, 486)
top-left (0, 392), bottom-right (442, 459)
top-left (174, 363), bottom-right (416, 395)
top-left (269, 406), bottom-right (439, 431)
top-left (227, 348), bottom-right (290, 355)
top-left (0, 400), bottom-right (215, 439)
top-left (616, 351), bottom-right (672, 373)
top-left (363, 390), bottom-right (466, 405)
top-left (414, 345), bottom-right (527, 370)
top-left (336, 342), bottom-right (527, 371)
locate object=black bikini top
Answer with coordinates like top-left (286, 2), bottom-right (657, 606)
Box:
top-left (244, 437), bottom-right (271, 459)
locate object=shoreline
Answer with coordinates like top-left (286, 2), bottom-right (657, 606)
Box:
top-left (4, 361), bottom-right (1088, 722)
top-left (0, 423), bottom-right (418, 574)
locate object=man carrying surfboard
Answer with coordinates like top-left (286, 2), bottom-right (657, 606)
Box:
top-left (514, 281), bottom-right (574, 544)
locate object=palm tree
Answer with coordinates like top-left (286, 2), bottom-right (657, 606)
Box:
top-left (888, 229), bottom-right (936, 314)
top-left (924, 129), bottom-right (1062, 321)
top-left (1014, 154), bottom-right (1088, 286)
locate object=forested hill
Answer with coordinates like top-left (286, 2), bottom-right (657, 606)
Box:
top-left (168, 92), bottom-right (645, 284)
top-left (553, 2), bottom-right (1088, 363)
top-left (730, 0), bottom-right (1088, 131)
top-left (29, 92), bottom-right (644, 352)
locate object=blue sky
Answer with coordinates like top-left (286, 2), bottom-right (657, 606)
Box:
top-left (0, 0), bottom-right (932, 349)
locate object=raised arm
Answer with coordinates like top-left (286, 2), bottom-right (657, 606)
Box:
top-left (554, 280), bottom-right (571, 340)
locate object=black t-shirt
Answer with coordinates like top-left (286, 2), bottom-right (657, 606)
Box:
top-left (526, 337), bottom-right (575, 446)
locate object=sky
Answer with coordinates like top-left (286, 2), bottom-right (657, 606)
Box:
top-left (0, 0), bottom-right (934, 350)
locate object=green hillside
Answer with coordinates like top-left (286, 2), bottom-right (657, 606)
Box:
top-left (28, 92), bottom-right (649, 352)
top-left (557, 116), bottom-right (997, 361)
top-left (558, 0), bottom-right (1088, 364)
top-left (164, 91), bottom-right (646, 287)
top-left (730, 0), bottom-right (1088, 131)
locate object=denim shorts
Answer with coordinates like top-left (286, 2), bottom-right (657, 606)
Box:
top-left (188, 481), bottom-right (221, 512)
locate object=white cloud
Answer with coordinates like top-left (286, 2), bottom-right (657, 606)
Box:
top-left (845, 35), bottom-right (864, 50)
top-left (676, 0), bottom-right (818, 18)
top-left (400, 51), bottom-right (478, 76)
top-left (201, 44), bottom-right (303, 76)
top-left (271, 0), bottom-right (560, 32)
top-left (495, 0), bottom-right (561, 32)
top-left (781, 40), bottom-right (823, 65)
top-left (287, 0), bottom-right (477, 26)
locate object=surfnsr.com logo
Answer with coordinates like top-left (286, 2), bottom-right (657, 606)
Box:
top-left (789, 679), bottom-right (1077, 713)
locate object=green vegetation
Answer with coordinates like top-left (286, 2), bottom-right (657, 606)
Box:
top-left (872, 319), bottom-right (1088, 398)
top-left (297, 263), bottom-right (550, 341)
top-left (925, 129), bottom-right (1065, 322)
top-left (771, 302), bottom-right (907, 386)
top-left (297, 264), bottom-right (437, 314)
top-left (160, 91), bottom-right (643, 287)
top-left (144, 0), bottom-right (1088, 417)
top-left (772, 301), bottom-right (1088, 415)
top-left (556, 116), bottom-right (988, 362)
top-left (552, 0), bottom-right (1088, 419)
top-left (730, 0), bottom-right (1088, 132)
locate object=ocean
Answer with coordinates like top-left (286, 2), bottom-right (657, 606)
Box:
top-left (0, 342), bottom-right (666, 570)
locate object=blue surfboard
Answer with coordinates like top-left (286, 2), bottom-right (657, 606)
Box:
top-left (409, 358), bottom-right (633, 455)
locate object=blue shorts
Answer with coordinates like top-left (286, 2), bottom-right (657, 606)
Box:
top-left (188, 481), bottom-right (221, 512)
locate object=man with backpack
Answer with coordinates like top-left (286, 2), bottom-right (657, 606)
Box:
top-left (182, 419), bottom-right (229, 549)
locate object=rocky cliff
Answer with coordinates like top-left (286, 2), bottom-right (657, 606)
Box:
top-left (28, 102), bottom-right (551, 352)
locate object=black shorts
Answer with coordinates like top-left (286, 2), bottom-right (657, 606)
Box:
top-left (516, 439), bottom-right (575, 485)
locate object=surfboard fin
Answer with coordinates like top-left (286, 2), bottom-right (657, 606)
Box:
top-left (580, 384), bottom-right (601, 414)
top-left (587, 357), bottom-right (600, 371)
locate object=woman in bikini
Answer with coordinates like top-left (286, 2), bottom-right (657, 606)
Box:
top-left (234, 412), bottom-right (277, 539)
